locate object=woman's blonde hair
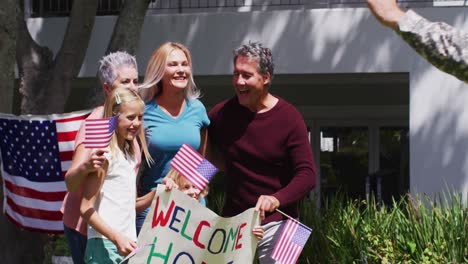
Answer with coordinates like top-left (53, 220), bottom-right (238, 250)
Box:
top-left (103, 86), bottom-right (153, 165)
top-left (166, 169), bottom-right (209, 198)
top-left (138, 42), bottom-right (200, 102)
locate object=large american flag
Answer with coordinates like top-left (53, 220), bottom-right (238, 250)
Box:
top-left (170, 143), bottom-right (218, 191)
top-left (83, 115), bottom-right (118, 149)
top-left (271, 218), bottom-right (312, 264)
top-left (0, 110), bottom-right (90, 233)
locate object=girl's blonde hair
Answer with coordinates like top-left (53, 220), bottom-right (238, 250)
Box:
top-left (166, 169), bottom-right (209, 198)
top-left (138, 42), bottom-right (200, 102)
top-left (103, 86), bottom-right (153, 165)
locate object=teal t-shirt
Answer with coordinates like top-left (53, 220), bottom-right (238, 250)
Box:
top-left (140, 98), bottom-right (210, 193)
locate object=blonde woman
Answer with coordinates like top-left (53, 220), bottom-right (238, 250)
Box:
top-left (80, 87), bottom-right (152, 263)
top-left (136, 42), bottom-right (210, 234)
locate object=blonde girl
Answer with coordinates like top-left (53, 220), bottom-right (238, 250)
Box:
top-left (80, 87), bottom-right (152, 263)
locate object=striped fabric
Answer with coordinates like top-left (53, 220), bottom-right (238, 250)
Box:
top-left (0, 110), bottom-right (90, 233)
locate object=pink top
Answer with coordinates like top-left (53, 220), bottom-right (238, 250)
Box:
top-left (61, 106), bottom-right (141, 235)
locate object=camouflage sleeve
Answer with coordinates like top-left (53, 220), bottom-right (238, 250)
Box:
top-left (396, 10), bottom-right (468, 83)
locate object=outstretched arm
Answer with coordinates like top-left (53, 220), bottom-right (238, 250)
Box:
top-left (367, 0), bottom-right (468, 82)
top-left (366, 0), bottom-right (405, 29)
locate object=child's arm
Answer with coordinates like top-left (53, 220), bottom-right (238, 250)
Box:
top-left (252, 226), bottom-right (264, 240)
top-left (135, 190), bottom-right (156, 213)
top-left (65, 146), bottom-right (108, 192)
top-left (80, 166), bottom-right (137, 256)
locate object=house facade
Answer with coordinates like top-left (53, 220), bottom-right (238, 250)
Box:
top-left (25, 0), bottom-right (468, 204)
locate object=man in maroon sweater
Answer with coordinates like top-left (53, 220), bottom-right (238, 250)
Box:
top-left (208, 42), bottom-right (316, 263)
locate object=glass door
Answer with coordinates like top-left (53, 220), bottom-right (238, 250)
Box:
top-left (315, 124), bottom-right (409, 206)
top-left (319, 127), bottom-right (369, 203)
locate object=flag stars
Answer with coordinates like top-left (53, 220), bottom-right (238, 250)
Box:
top-left (1, 117), bottom-right (71, 184)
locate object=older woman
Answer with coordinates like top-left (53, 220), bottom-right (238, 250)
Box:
top-left (62, 51), bottom-right (141, 264)
top-left (136, 42), bottom-right (210, 234)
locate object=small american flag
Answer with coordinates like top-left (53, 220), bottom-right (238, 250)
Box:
top-left (170, 143), bottom-right (218, 191)
top-left (271, 218), bottom-right (312, 264)
top-left (83, 115), bottom-right (118, 149)
top-left (0, 110), bottom-right (90, 233)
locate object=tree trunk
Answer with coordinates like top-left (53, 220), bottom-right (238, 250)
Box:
top-left (85, 0), bottom-right (151, 109)
top-left (17, 0), bottom-right (99, 114)
top-left (0, 2), bottom-right (49, 263)
top-left (0, 0), bottom-right (16, 114)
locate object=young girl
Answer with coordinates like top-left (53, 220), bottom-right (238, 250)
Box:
top-left (80, 87), bottom-right (152, 263)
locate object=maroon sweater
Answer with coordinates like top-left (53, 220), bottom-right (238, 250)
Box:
top-left (209, 96), bottom-right (316, 224)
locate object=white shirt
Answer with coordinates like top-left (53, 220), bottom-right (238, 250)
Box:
top-left (87, 148), bottom-right (138, 241)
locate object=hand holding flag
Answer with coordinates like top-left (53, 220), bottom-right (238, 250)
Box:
top-left (170, 143), bottom-right (218, 192)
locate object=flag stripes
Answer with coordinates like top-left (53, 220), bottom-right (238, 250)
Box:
top-left (0, 110), bottom-right (90, 233)
top-left (272, 219), bottom-right (312, 264)
top-left (170, 143), bottom-right (217, 191)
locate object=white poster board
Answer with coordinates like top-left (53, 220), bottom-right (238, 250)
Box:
top-left (129, 185), bottom-right (260, 263)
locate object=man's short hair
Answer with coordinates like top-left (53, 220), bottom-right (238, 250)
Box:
top-left (233, 42), bottom-right (274, 78)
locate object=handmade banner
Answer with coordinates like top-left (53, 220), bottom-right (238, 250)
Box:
top-left (130, 185), bottom-right (260, 264)
top-left (0, 110), bottom-right (91, 233)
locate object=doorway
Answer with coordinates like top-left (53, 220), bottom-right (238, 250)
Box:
top-left (313, 122), bottom-right (409, 206)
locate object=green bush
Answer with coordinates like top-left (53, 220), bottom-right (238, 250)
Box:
top-left (297, 193), bottom-right (468, 263)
